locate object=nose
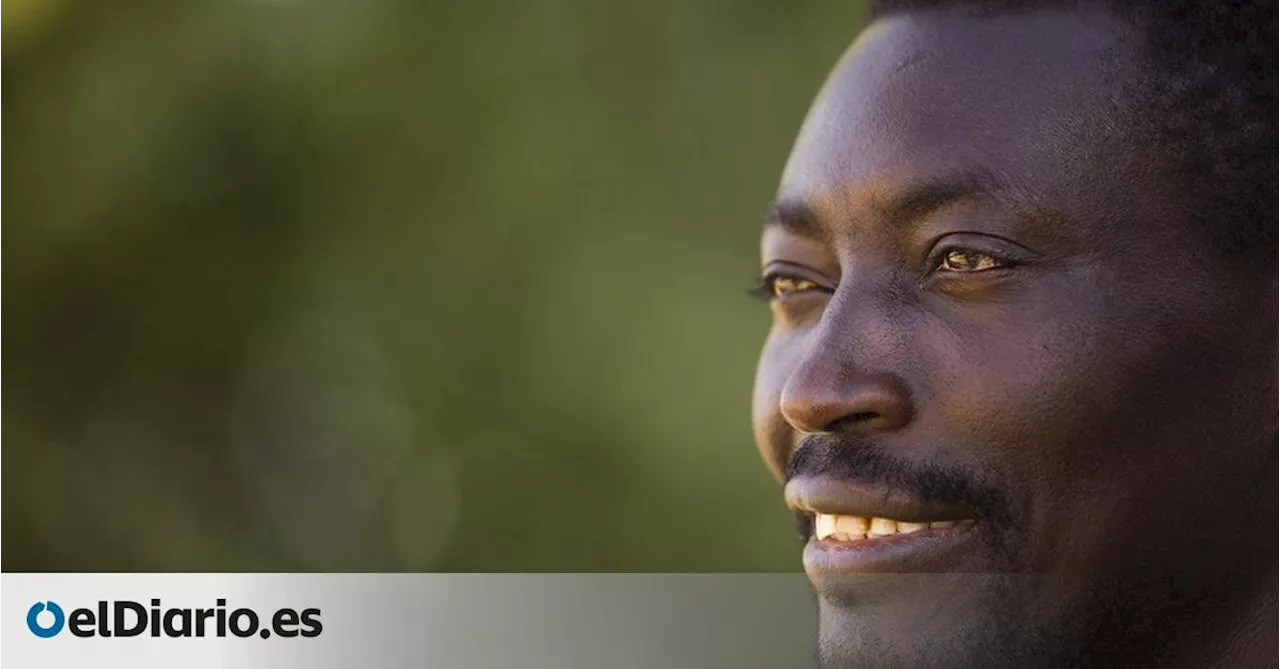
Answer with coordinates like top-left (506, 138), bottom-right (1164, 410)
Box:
top-left (779, 358), bottom-right (913, 437)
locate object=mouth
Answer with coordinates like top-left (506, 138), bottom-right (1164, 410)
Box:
top-left (787, 477), bottom-right (984, 575)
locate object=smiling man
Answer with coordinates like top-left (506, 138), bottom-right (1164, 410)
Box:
top-left (751, 2), bottom-right (1275, 668)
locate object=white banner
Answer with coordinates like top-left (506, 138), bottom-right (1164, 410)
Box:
top-left (3, 573), bottom-right (815, 668)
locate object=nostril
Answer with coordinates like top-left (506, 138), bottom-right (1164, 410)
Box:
top-left (779, 372), bottom-right (913, 435)
top-left (824, 411), bottom-right (881, 433)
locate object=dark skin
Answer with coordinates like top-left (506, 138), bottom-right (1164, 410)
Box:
top-left (752, 9), bottom-right (1276, 669)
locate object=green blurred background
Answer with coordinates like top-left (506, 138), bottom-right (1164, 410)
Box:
top-left (3, 0), bottom-right (864, 571)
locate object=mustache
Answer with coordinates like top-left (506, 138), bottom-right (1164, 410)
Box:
top-left (785, 433), bottom-right (1014, 523)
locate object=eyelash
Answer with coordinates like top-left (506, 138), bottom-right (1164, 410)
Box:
top-left (751, 249), bottom-right (1017, 301)
top-left (747, 277), bottom-right (778, 302)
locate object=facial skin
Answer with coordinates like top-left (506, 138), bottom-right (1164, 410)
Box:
top-left (753, 9), bottom-right (1276, 669)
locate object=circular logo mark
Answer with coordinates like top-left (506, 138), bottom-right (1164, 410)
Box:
top-left (27, 601), bottom-right (65, 638)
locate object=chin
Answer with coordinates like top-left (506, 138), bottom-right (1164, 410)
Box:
top-left (814, 573), bottom-right (1079, 669)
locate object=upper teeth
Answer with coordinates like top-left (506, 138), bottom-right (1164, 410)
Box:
top-left (813, 514), bottom-right (961, 541)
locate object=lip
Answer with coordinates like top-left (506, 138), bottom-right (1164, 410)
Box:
top-left (803, 521), bottom-right (980, 575)
top-left (786, 477), bottom-right (984, 577)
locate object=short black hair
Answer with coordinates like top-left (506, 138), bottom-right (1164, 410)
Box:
top-left (868, 0), bottom-right (1276, 261)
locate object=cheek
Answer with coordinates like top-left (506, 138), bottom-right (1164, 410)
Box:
top-left (752, 330), bottom-right (793, 480)
top-left (920, 266), bottom-right (1186, 457)
top-left (916, 275), bottom-right (1239, 565)
top-left (927, 319), bottom-right (1101, 449)
top-left (753, 329), bottom-right (806, 481)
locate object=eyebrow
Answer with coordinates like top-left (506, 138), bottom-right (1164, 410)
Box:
top-left (763, 199), bottom-right (826, 240)
top-left (764, 169), bottom-right (1008, 239)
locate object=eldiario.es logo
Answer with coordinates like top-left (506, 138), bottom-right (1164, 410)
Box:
top-left (27, 599), bottom-right (322, 639)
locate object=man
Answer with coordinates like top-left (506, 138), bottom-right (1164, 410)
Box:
top-left (751, 2), bottom-right (1275, 667)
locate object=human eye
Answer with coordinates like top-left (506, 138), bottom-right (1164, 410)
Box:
top-left (749, 272), bottom-right (826, 302)
top-left (934, 248), bottom-right (1010, 273)
top-left (919, 232), bottom-right (1040, 297)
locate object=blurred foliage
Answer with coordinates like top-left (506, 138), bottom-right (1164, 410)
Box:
top-left (3, 0), bottom-right (865, 571)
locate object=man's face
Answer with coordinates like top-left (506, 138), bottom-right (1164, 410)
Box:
top-left (753, 9), bottom-right (1275, 669)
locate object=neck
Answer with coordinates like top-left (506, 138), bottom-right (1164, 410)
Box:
top-left (1186, 566), bottom-right (1277, 669)
top-left (1183, 436), bottom-right (1278, 668)
top-left (1195, 442), bottom-right (1279, 668)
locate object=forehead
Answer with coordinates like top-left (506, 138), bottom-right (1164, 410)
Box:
top-left (780, 9), bottom-right (1139, 214)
